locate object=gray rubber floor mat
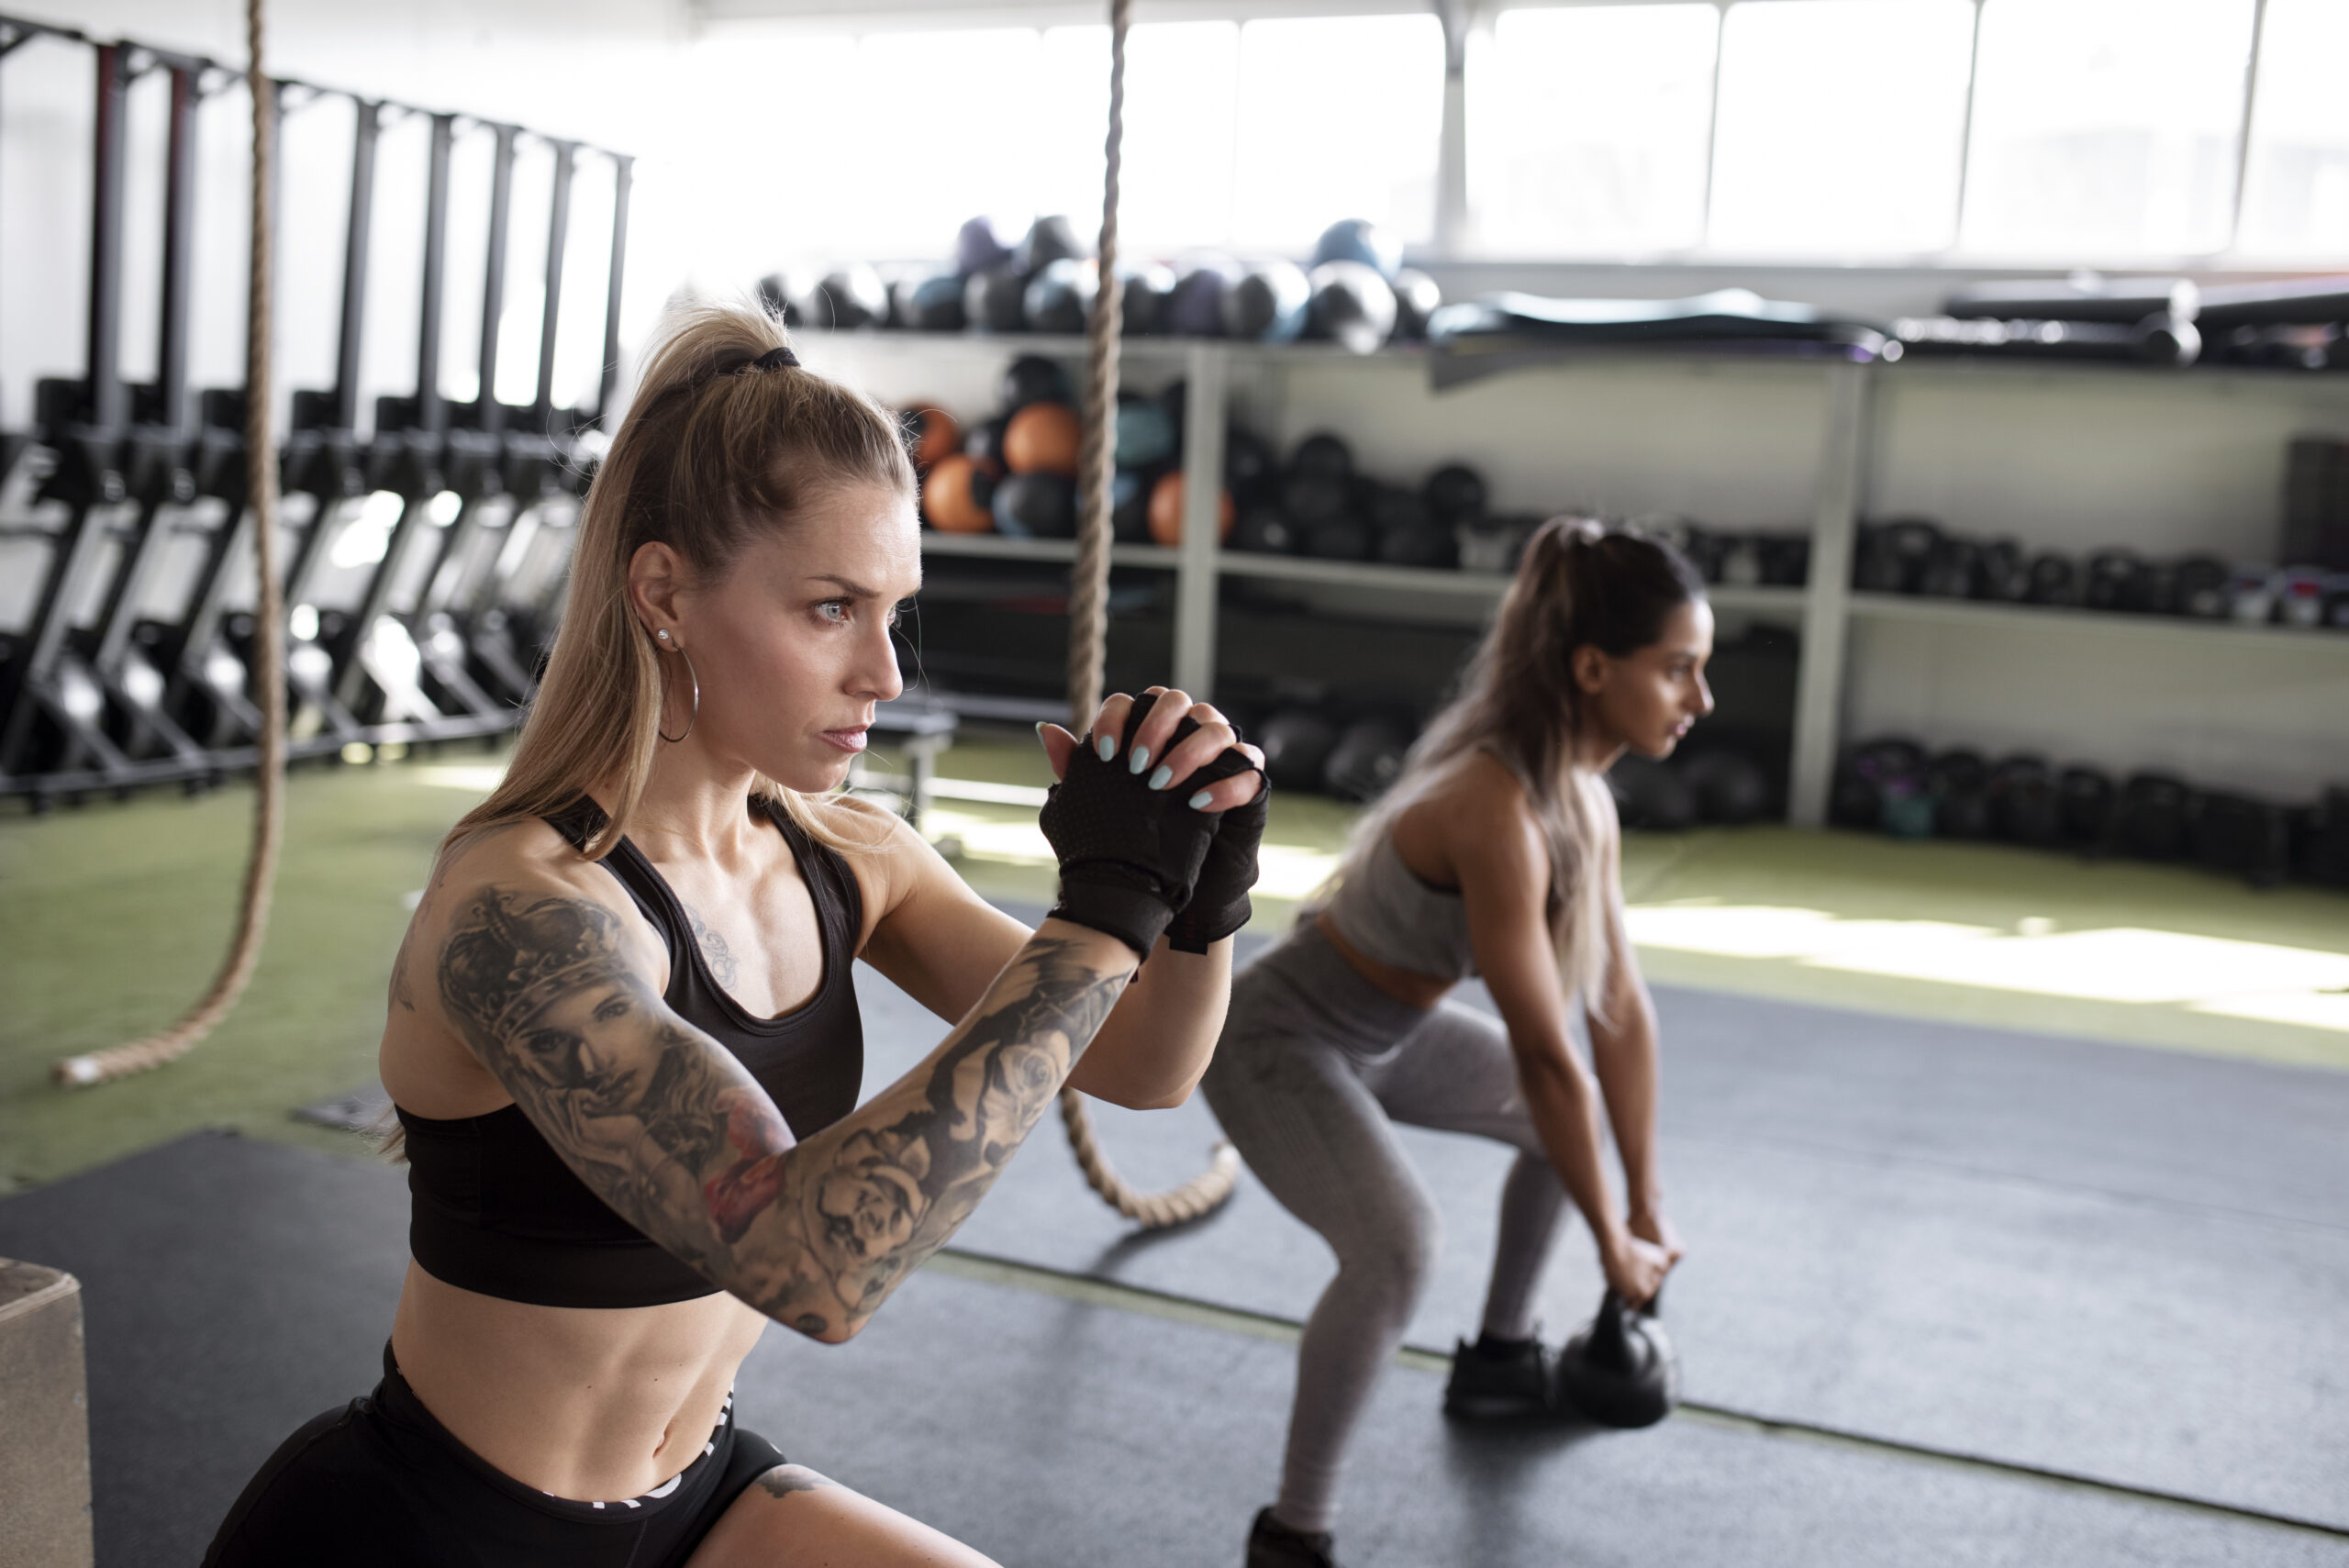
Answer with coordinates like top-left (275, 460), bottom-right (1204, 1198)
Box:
top-left (855, 913), bottom-right (2349, 1530)
top-left (3, 1133), bottom-right (2337, 1568)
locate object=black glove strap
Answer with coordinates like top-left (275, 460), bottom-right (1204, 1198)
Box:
top-left (1167, 759), bottom-right (1268, 954)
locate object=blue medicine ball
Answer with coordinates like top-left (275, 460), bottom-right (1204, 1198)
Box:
top-left (1115, 401), bottom-right (1178, 469)
top-left (1310, 218), bottom-right (1403, 283)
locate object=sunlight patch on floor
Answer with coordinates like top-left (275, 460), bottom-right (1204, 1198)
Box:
top-left (1625, 901), bottom-right (2349, 1030)
top-left (416, 765), bottom-right (508, 792)
top-left (920, 807), bottom-right (1340, 900)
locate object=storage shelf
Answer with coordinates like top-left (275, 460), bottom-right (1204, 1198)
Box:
top-left (803, 327), bottom-right (2349, 385)
top-left (1216, 552), bottom-right (1512, 595)
top-left (1847, 592), bottom-right (2349, 653)
top-left (918, 532), bottom-right (1177, 570)
top-left (921, 531), bottom-right (1808, 611)
top-left (873, 331), bottom-right (2347, 826)
top-left (1217, 550), bottom-right (1806, 613)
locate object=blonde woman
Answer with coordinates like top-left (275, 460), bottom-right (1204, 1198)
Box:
top-left (1202, 518), bottom-right (1708, 1568)
top-left (202, 304), bottom-right (1266, 1568)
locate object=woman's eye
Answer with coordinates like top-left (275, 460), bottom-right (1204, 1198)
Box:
top-left (817, 600), bottom-right (852, 624)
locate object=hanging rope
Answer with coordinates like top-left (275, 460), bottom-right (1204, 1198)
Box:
top-left (56, 0), bottom-right (286, 1088)
top-left (1058, 0), bottom-right (1241, 1229)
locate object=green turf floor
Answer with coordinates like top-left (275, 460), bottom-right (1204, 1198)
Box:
top-left (3, 731), bottom-right (2343, 1192)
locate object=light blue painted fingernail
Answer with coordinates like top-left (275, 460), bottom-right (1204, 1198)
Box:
top-left (1148, 765), bottom-right (1174, 791)
top-left (1097, 736), bottom-right (1115, 762)
top-left (1129, 745), bottom-right (1151, 774)
top-left (1187, 790), bottom-right (1214, 810)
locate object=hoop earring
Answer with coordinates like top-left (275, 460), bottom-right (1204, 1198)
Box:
top-left (658, 644), bottom-right (699, 744)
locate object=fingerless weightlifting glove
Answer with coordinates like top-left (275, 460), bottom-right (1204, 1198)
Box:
top-left (1040, 718), bottom-right (1224, 958)
top-left (1166, 743), bottom-right (1268, 955)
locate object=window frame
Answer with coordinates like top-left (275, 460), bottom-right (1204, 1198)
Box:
top-left (696, 0), bottom-right (2310, 272)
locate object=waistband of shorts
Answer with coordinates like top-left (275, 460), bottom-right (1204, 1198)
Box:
top-left (375, 1340), bottom-right (732, 1524)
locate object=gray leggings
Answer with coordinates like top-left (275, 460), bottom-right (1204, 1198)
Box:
top-left (1199, 920), bottom-right (1569, 1536)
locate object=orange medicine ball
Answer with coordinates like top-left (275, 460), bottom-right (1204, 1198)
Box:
top-left (1003, 401), bottom-right (1082, 477)
top-left (1147, 472), bottom-right (1235, 547)
top-left (921, 454), bottom-right (995, 534)
top-left (904, 404), bottom-right (962, 471)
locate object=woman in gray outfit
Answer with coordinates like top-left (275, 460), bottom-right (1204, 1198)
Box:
top-left (1203, 517), bottom-right (1713, 1568)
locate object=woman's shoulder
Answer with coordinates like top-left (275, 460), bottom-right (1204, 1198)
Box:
top-left (1391, 751), bottom-right (1544, 881)
top-left (796, 789), bottom-right (907, 851)
top-left (1413, 750), bottom-right (1540, 831)
top-left (412, 816), bottom-right (656, 960)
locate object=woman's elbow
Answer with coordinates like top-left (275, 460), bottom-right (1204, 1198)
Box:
top-left (784, 1310), bottom-right (863, 1347)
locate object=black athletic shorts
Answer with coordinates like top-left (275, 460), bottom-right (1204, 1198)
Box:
top-left (201, 1344), bottom-right (787, 1567)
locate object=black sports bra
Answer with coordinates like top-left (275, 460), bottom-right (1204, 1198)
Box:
top-left (396, 795), bottom-right (865, 1308)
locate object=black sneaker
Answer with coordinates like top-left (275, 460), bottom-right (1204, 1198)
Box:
top-left (1247, 1507), bottom-right (1342, 1568)
top-left (1442, 1333), bottom-right (1558, 1419)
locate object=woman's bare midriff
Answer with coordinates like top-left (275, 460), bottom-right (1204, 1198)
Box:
top-left (389, 1262), bottom-right (769, 1501)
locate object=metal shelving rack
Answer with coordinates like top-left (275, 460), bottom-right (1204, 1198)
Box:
top-left (799, 329), bottom-right (2349, 828)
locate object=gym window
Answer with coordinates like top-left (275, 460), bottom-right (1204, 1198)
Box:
top-left (1468, 5), bottom-right (1720, 255)
top-left (1231, 14), bottom-right (1447, 250)
top-left (2232, 0), bottom-right (2349, 259)
top-left (1706, 0), bottom-right (1976, 256)
top-left (1960, 0), bottom-right (2257, 258)
top-left (1470, 0), bottom-right (2316, 266)
top-left (702, 0), bottom-right (2331, 271)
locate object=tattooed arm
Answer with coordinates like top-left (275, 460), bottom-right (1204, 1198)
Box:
top-left (434, 877), bottom-right (1131, 1342)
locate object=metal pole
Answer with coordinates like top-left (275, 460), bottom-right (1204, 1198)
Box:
top-left (332, 98), bottom-right (381, 432)
top-left (534, 139), bottom-right (575, 428)
top-left (416, 113), bottom-right (453, 434)
top-left (157, 61), bottom-right (198, 430)
top-left (2224, 0), bottom-right (2270, 253)
top-left (1697, 1), bottom-right (1728, 250)
top-left (477, 123), bottom-right (517, 434)
top-left (87, 42), bottom-right (129, 432)
top-left (1949, 0), bottom-right (1986, 250)
top-left (1432, 0), bottom-right (1469, 255)
top-left (1787, 359), bottom-right (1874, 829)
top-left (597, 153), bottom-right (633, 428)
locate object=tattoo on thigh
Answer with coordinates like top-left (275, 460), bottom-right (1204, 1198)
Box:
top-left (757, 1463), bottom-right (838, 1500)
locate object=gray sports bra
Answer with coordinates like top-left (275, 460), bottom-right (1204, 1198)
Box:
top-left (1319, 833), bottom-right (1478, 981)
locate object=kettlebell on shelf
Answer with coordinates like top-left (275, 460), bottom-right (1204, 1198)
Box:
top-left (1555, 1286), bottom-right (1679, 1429)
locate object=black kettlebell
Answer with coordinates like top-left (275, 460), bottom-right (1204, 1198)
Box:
top-left (1608, 754), bottom-right (1696, 832)
top-left (1001, 354), bottom-right (1074, 412)
top-left (1555, 1287), bottom-right (1679, 1429)
top-left (964, 265), bottom-right (1028, 334)
top-left (1290, 432), bottom-right (1354, 484)
top-left (1259, 709), bottom-right (1342, 795)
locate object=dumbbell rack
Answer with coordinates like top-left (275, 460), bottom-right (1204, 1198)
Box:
top-left (801, 329), bottom-right (2349, 826)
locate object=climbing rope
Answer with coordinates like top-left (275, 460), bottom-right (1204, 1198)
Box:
top-left (1057, 0), bottom-right (1241, 1228)
top-left (55, 0), bottom-right (286, 1087)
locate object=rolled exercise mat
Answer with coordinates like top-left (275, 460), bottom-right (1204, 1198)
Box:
top-left (1425, 288), bottom-right (1888, 387)
top-left (0, 1260), bottom-right (94, 1568)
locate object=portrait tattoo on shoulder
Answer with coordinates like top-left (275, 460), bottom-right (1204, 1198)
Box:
top-left (437, 884), bottom-right (1129, 1340)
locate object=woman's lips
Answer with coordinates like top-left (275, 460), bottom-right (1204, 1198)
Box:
top-left (820, 727), bottom-right (869, 753)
